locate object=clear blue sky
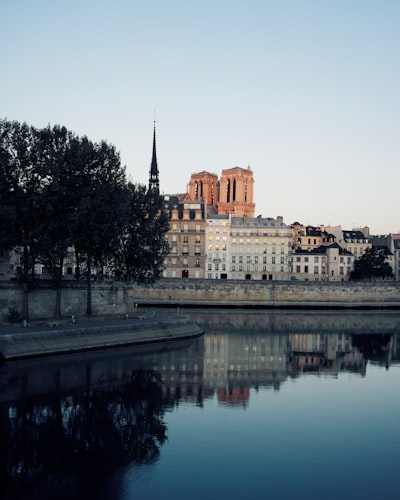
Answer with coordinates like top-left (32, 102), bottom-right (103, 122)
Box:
top-left (2, 0), bottom-right (399, 234)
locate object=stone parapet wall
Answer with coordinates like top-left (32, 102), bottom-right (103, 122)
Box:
top-left (1, 279), bottom-right (400, 320)
top-left (135, 279), bottom-right (400, 309)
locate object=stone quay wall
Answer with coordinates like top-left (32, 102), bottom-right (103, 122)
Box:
top-left (1, 279), bottom-right (400, 320)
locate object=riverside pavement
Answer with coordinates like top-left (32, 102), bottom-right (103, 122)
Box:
top-left (0, 311), bottom-right (203, 361)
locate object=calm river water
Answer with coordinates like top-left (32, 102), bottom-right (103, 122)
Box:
top-left (1, 310), bottom-right (399, 500)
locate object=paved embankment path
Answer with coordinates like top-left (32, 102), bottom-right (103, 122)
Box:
top-left (0, 312), bottom-right (203, 361)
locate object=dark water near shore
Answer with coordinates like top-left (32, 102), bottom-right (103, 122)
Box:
top-left (1, 310), bottom-right (400, 500)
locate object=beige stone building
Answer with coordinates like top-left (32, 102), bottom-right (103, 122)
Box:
top-left (164, 166), bottom-right (256, 279)
top-left (291, 223), bottom-right (336, 251)
top-left (326, 226), bottom-right (371, 258)
top-left (292, 243), bottom-right (355, 281)
top-left (163, 195), bottom-right (206, 278)
top-left (204, 214), bottom-right (292, 280)
top-left (229, 215), bottom-right (292, 281)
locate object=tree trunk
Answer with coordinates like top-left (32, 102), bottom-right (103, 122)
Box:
top-left (21, 244), bottom-right (29, 322)
top-left (54, 256), bottom-right (63, 318)
top-left (22, 281), bottom-right (29, 322)
top-left (86, 253), bottom-right (92, 315)
top-left (75, 247), bottom-right (81, 280)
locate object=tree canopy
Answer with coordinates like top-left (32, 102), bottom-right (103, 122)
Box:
top-left (350, 247), bottom-right (394, 280)
top-left (0, 118), bottom-right (170, 319)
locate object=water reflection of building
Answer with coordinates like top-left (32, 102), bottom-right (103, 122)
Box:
top-left (202, 329), bottom-right (385, 399)
top-left (204, 332), bottom-right (289, 407)
top-left (158, 342), bottom-right (205, 406)
top-left (288, 333), bottom-right (366, 377)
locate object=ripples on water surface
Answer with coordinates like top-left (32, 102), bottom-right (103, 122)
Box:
top-left (1, 310), bottom-right (399, 500)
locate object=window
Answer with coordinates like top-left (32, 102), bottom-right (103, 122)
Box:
top-left (314, 256), bottom-right (319, 263)
top-left (232, 256), bottom-right (236, 263)
top-left (208, 264), bottom-right (212, 271)
top-left (255, 256), bottom-right (258, 264)
top-left (239, 256), bottom-right (243, 263)
top-left (247, 256), bottom-right (251, 263)
top-left (314, 266), bottom-right (319, 274)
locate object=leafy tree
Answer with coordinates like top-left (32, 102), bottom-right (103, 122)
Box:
top-left (34, 124), bottom-right (76, 317)
top-left (0, 120), bottom-right (45, 321)
top-left (351, 247), bottom-right (394, 280)
top-left (114, 183), bottom-right (170, 282)
top-left (67, 136), bottom-right (129, 315)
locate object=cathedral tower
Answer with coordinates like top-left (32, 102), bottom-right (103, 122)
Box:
top-left (149, 122), bottom-right (159, 191)
top-left (217, 166), bottom-right (255, 217)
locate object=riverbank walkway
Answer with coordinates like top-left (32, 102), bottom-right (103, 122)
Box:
top-left (0, 310), bottom-right (203, 361)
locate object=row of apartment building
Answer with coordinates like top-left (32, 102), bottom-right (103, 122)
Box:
top-left (162, 167), bottom-right (400, 282)
top-left (1, 156), bottom-right (398, 282)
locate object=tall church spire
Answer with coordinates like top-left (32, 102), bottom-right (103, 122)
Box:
top-left (149, 121), bottom-right (159, 191)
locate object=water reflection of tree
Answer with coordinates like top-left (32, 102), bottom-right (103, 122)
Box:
top-left (1, 369), bottom-right (167, 499)
top-left (352, 334), bottom-right (392, 367)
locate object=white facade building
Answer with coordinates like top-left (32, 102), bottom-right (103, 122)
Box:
top-left (205, 215), bottom-right (292, 280)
